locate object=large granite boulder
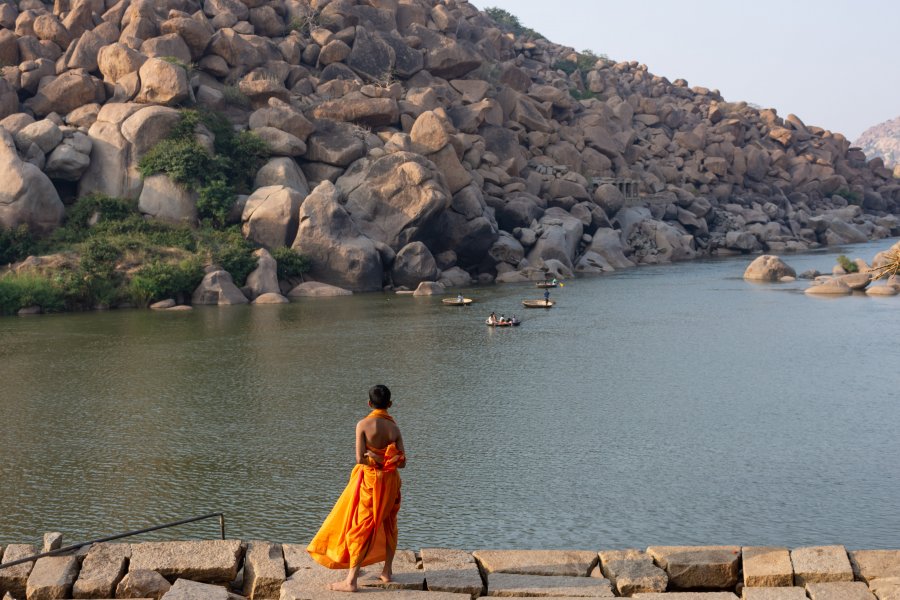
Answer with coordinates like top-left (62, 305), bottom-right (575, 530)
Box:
top-left (0, 128), bottom-right (64, 234)
top-left (254, 157), bottom-right (309, 194)
top-left (290, 181), bottom-right (383, 292)
top-left (24, 70), bottom-right (105, 116)
top-left (337, 152), bottom-right (450, 250)
top-left (287, 282), bottom-right (353, 297)
top-left (241, 185), bottom-right (303, 249)
top-left (743, 255), bottom-right (797, 281)
top-left (191, 271), bottom-right (250, 306)
top-left (526, 208), bottom-right (584, 270)
top-left (138, 174), bottom-right (197, 225)
top-left (391, 241), bottom-right (438, 288)
top-left (245, 248), bottom-right (280, 301)
top-left (72, 543), bottom-right (130, 599)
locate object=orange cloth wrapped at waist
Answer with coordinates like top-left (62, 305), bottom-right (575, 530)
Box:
top-left (307, 442), bottom-right (404, 569)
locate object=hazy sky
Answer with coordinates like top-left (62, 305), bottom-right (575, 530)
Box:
top-left (473, 0), bottom-right (899, 142)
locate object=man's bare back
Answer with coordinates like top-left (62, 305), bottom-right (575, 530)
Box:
top-left (355, 414), bottom-right (405, 465)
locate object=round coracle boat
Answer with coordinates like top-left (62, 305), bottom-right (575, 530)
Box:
top-left (522, 299), bottom-right (555, 308)
top-left (442, 298), bottom-right (473, 306)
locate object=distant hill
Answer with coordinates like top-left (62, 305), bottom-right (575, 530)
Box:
top-left (855, 116), bottom-right (900, 169)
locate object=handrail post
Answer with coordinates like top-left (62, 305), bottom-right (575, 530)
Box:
top-left (219, 514), bottom-right (225, 540)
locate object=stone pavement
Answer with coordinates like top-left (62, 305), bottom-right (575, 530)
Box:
top-left (1, 540), bottom-right (899, 599)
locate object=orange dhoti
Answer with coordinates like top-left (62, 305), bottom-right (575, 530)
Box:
top-left (307, 443), bottom-right (404, 569)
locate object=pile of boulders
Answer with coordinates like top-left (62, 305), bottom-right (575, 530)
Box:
top-left (1, 0), bottom-right (899, 297)
top-left (743, 240), bottom-right (900, 297)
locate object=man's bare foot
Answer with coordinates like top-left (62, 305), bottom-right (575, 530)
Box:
top-left (327, 581), bottom-right (358, 592)
top-left (379, 571), bottom-right (393, 583)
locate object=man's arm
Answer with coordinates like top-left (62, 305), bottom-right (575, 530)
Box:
top-left (396, 431), bottom-right (407, 468)
top-left (355, 421), bottom-right (368, 465)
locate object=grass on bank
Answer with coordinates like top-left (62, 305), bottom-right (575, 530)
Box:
top-left (0, 195), bottom-right (311, 315)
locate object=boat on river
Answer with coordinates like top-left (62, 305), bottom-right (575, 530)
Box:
top-left (535, 281), bottom-right (559, 288)
top-left (442, 297), bottom-right (473, 306)
top-left (486, 316), bottom-right (520, 327)
top-left (522, 299), bottom-right (555, 308)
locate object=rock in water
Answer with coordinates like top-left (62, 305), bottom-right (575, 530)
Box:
top-left (744, 255), bottom-right (797, 281)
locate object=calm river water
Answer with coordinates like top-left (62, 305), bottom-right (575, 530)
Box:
top-left (2, 239), bottom-right (899, 551)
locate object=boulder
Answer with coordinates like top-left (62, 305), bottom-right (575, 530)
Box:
top-left (848, 550), bottom-right (900, 584)
top-left (437, 266), bottom-right (472, 288)
top-left (25, 71), bottom-right (104, 117)
top-left (249, 99), bottom-right (314, 142)
top-left (241, 541), bottom-right (285, 600)
top-left (241, 185), bottom-right (303, 249)
top-left (254, 158), bottom-right (309, 194)
top-left (526, 209), bottom-right (584, 270)
top-left (742, 547), bottom-right (793, 588)
top-left (15, 119), bottom-right (62, 154)
top-left (588, 228), bottom-right (635, 270)
top-left (136, 58), bottom-right (189, 106)
top-left (790, 546), bottom-right (854, 585)
top-left (412, 281), bottom-right (445, 296)
top-left (252, 127), bottom-right (306, 157)
top-left (287, 282), bottom-right (353, 297)
top-left (866, 284), bottom-right (899, 296)
top-left (646, 546), bottom-right (740, 590)
top-left (337, 152), bottom-right (450, 250)
top-left (303, 120), bottom-right (366, 166)
top-left (138, 174), bottom-right (197, 225)
top-left (599, 550), bottom-right (668, 596)
top-left (120, 105), bottom-right (181, 161)
top-left (25, 556), bottom-right (79, 600)
top-left (0, 544), bottom-right (37, 599)
top-left (391, 241), bottom-right (438, 288)
top-left (97, 44), bottom-right (147, 83)
top-left (835, 272), bottom-right (871, 291)
top-left (804, 279), bottom-right (852, 296)
top-left (473, 549), bottom-right (598, 577)
top-left (191, 272), bottom-right (250, 306)
top-left (410, 110), bottom-right (451, 154)
top-left (346, 26), bottom-right (393, 80)
top-left (115, 570), bottom-right (171, 600)
top-left (45, 144), bottom-right (91, 181)
top-left (743, 255), bottom-right (796, 281)
top-left (488, 232), bottom-right (525, 265)
top-left (310, 97), bottom-right (400, 128)
top-left (252, 293), bottom-right (289, 304)
top-left (160, 17), bottom-right (215, 61)
top-left (245, 248), bottom-right (280, 300)
top-left (290, 181), bottom-right (383, 292)
top-left (0, 128), bottom-right (64, 234)
top-left (72, 543), bottom-right (130, 599)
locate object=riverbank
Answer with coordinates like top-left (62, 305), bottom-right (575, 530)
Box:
top-left (2, 539), bottom-right (898, 599)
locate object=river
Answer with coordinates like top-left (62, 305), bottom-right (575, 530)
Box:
top-left (1, 239), bottom-right (898, 551)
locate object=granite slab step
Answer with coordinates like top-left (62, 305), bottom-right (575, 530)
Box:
top-left (741, 587), bottom-right (807, 599)
top-left (421, 548), bottom-right (484, 598)
top-left (646, 546), bottom-right (740, 590)
top-left (741, 547), bottom-right (792, 588)
top-left (485, 572), bottom-right (614, 597)
top-left (806, 581), bottom-right (877, 600)
top-left (472, 550), bottom-right (598, 577)
top-left (790, 545), bottom-right (854, 586)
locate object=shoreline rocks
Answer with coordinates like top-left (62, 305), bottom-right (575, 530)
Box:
top-left (1, 541), bottom-right (899, 599)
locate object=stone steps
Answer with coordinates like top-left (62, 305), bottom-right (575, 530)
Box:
top-left (2, 541), bottom-right (899, 599)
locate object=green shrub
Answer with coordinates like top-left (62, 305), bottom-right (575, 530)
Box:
top-left (0, 224), bottom-right (37, 265)
top-left (139, 138), bottom-right (214, 186)
top-left (197, 179), bottom-right (235, 228)
top-left (272, 247), bottom-right (311, 280)
top-left (837, 254), bottom-right (859, 273)
top-left (196, 227), bottom-right (257, 286)
top-left (552, 59), bottom-right (578, 75)
top-left (484, 7), bottom-right (544, 39)
top-left (569, 88), bottom-right (598, 101)
top-left (65, 194), bottom-right (136, 231)
top-left (127, 258), bottom-right (205, 306)
top-left (834, 187), bottom-right (862, 204)
top-left (0, 273), bottom-right (65, 315)
top-left (222, 85), bottom-right (251, 109)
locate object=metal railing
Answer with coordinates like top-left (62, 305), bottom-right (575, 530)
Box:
top-left (0, 512), bottom-right (225, 570)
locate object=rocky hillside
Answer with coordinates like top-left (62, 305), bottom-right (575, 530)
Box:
top-left (1, 0), bottom-right (899, 297)
top-left (855, 116), bottom-right (900, 172)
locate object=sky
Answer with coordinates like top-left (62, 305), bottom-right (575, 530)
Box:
top-left (473, 0), bottom-right (899, 142)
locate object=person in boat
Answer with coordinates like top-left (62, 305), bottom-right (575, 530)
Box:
top-left (551, 278), bottom-right (558, 286)
top-left (307, 384), bottom-right (406, 592)
top-left (543, 289), bottom-right (551, 304)
top-left (488, 311), bottom-right (497, 324)
top-left (456, 293), bottom-right (464, 302)
top-left (500, 314), bottom-right (507, 323)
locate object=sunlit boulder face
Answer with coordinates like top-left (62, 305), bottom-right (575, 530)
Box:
top-left (743, 255), bottom-right (797, 281)
top-left (291, 181), bottom-right (383, 292)
top-left (0, 129), bottom-right (64, 235)
top-left (336, 152), bottom-right (451, 251)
